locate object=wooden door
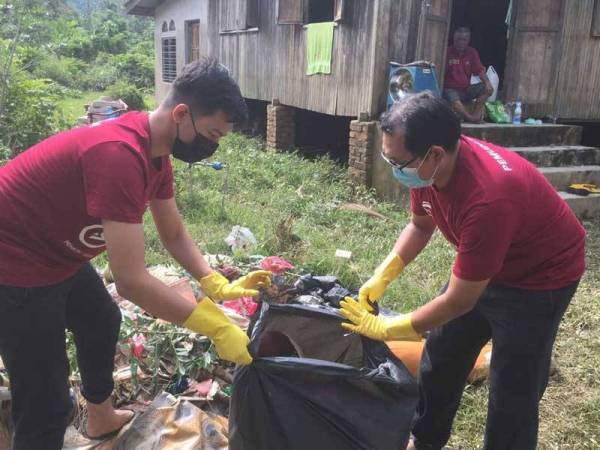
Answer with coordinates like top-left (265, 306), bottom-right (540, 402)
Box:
top-left (504, 0), bottom-right (566, 117)
top-left (415, 0), bottom-right (453, 84)
top-left (189, 21), bottom-right (200, 63)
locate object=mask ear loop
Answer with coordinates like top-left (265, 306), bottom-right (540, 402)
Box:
top-left (416, 147), bottom-right (441, 182)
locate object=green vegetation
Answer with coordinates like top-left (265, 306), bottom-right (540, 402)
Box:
top-left (0, 0), bottom-right (154, 154)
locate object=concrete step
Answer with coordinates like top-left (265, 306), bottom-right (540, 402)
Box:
top-left (560, 191), bottom-right (600, 219)
top-left (462, 123), bottom-right (582, 147)
top-left (510, 146), bottom-right (600, 167)
top-left (538, 166), bottom-right (600, 189)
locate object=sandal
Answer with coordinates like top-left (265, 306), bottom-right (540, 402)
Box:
top-left (80, 408), bottom-right (136, 441)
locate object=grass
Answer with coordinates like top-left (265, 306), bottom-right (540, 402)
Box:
top-left (90, 132), bottom-right (599, 448)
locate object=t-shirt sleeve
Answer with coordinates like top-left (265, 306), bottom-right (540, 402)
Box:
top-left (80, 143), bottom-right (146, 223)
top-left (452, 199), bottom-right (519, 281)
top-left (470, 49), bottom-right (486, 76)
top-left (155, 156), bottom-right (174, 200)
top-left (410, 189), bottom-right (427, 216)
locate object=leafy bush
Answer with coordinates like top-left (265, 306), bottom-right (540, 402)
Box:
top-left (106, 80), bottom-right (146, 111)
top-left (0, 74), bottom-right (61, 154)
top-left (80, 53), bottom-right (120, 91)
top-left (32, 54), bottom-right (86, 89)
top-left (114, 48), bottom-right (154, 90)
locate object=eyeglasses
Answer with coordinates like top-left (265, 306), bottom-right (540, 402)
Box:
top-left (380, 151), bottom-right (418, 173)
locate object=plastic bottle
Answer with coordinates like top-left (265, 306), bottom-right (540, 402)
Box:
top-left (513, 102), bottom-right (522, 125)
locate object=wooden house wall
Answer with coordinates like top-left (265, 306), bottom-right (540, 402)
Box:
top-left (555, 0), bottom-right (600, 120)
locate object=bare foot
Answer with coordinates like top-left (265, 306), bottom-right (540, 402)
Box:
top-left (84, 398), bottom-right (135, 439)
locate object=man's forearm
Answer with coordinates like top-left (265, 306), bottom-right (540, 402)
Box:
top-left (410, 292), bottom-right (471, 333)
top-left (117, 272), bottom-right (197, 324)
top-left (392, 222), bottom-right (435, 266)
top-left (161, 229), bottom-right (213, 280)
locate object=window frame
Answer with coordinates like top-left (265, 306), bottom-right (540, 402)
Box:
top-left (161, 36), bottom-right (177, 83)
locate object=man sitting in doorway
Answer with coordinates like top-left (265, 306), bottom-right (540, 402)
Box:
top-left (443, 26), bottom-right (494, 123)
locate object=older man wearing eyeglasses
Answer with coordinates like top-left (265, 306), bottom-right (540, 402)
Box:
top-left (341, 92), bottom-right (586, 450)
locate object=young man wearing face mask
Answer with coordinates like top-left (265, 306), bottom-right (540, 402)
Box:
top-left (0, 57), bottom-right (271, 449)
top-left (339, 92), bottom-right (585, 450)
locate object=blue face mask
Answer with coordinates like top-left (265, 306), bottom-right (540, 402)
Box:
top-left (391, 149), bottom-right (439, 189)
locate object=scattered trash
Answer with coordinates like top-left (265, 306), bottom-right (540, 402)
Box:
top-left (524, 117), bottom-right (543, 125)
top-left (229, 302), bottom-right (418, 450)
top-left (334, 249), bottom-right (352, 260)
top-left (130, 334), bottom-right (146, 359)
top-left (293, 274), bottom-right (354, 307)
top-left (63, 392), bottom-right (229, 449)
top-left (225, 226), bottom-right (257, 252)
top-left (260, 256), bottom-right (294, 274)
top-left (222, 297), bottom-right (259, 317)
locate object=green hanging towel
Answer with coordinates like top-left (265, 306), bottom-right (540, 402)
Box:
top-left (306, 22), bottom-right (335, 75)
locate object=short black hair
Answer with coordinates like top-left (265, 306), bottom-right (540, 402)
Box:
top-left (380, 91), bottom-right (461, 157)
top-left (166, 57), bottom-right (248, 124)
top-left (455, 26), bottom-right (471, 34)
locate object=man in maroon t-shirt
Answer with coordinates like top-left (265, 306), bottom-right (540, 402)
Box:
top-left (0, 58), bottom-right (272, 449)
top-left (443, 27), bottom-right (494, 123)
top-left (340, 93), bottom-right (585, 450)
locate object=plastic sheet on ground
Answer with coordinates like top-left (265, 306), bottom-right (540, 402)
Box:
top-left (63, 392), bottom-right (228, 450)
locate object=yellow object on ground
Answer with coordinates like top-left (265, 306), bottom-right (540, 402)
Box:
top-left (184, 297), bottom-right (252, 365)
top-left (567, 183), bottom-right (600, 196)
top-left (199, 270), bottom-right (271, 300)
top-left (358, 253), bottom-right (405, 312)
top-left (340, 297), bottom-right (420, 341)
top-left (386, 340), bottom-right (493, 384)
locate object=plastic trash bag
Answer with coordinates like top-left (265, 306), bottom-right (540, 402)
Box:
top-left (487, 66), bottom-right (500, 102)
top-left (229, 303), bottom-right (419, 450)
top-left (485, 101), bottom-right (511, 124)
top-left (224, 226), bottom-right (257, 252)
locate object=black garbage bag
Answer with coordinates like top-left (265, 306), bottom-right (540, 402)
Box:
top-left (229, 302), bottom-right (418, 450)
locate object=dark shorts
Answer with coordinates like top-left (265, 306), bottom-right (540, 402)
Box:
top-left (443, 82), bottom-right (485, 103)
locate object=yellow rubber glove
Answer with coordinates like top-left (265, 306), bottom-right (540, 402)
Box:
top-left (183, 297), bottom-right (253, 365)
top-left (358, 253), bottom-right (405, 312)
top-left (340, 297), bottom-right (420, 341)
top-left (199, 270), bottom-right (272, 301)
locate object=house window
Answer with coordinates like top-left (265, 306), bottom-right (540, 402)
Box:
top-left (308, 0), bottom-right (334, 23)
top-left (169, 20), bottom-right (176, 31)
top-left (162, 37), bottom-right (177, 82)
top-left (277, 0), bottom-right (304, 24)
top-left (187, 20), bottom-right (200, 63)
top-left (220, 0), bottom-right (259, 32)
top-left (162, 21), bottom-right (168, 32)
top-left (277, 0), bottom-right (346, 25)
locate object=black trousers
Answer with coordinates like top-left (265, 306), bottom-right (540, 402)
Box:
top-left (0, 262), bottom-right (121, 450)
top-left (412, 281), bottom-right (579, 450)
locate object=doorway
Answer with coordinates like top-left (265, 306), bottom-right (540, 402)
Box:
top-left (449, 0), bottom-right (511, 91)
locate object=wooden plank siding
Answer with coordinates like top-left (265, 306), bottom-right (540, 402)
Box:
top-left (555, 0), bottom-right (600, 120)
top-left (197, 0), bottom-right (413, 118)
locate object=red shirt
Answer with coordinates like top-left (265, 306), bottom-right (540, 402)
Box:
top-left (444, 46), bottom-right (485, 91)
top-left (0, 112), bottom-right (174, 287)
top-left (411, 136), bottom-right (586, 290)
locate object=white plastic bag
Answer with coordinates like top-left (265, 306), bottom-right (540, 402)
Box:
top-left (225, 226), bottom-right (257, 252)
top-left (487, 66), bottom-right (499, 102)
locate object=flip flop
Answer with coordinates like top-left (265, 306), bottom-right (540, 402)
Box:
top-left (80, 408), bottom-right (137, 441)
top-left (567, 183), bottom-right (600, 196)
